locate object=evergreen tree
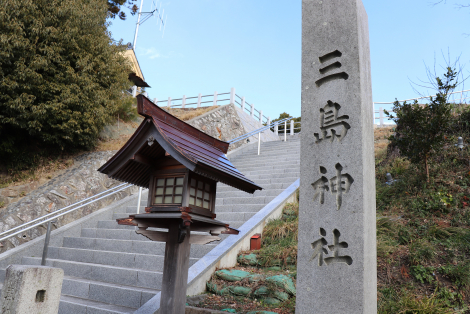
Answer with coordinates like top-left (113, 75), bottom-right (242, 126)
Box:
top-left (0, 0), bottom-right (132, 168)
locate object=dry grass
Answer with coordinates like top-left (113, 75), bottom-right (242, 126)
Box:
top-left (0, 155), bottom-right (76, 189)
top-left (375, 126), bottom-right (394, 160)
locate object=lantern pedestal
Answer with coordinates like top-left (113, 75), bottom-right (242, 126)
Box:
top-left (160, 221), bottom-right (191, 314)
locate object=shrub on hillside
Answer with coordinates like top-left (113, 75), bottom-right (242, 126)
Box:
top-left (385, 68), bottom-right (457, 181)
top-left (0, 0), bottom-right (131, 169)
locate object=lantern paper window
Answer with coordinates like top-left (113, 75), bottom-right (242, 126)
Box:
top-left (154, 177), bottom-right (184, 205)
top-left (189, 178), bottom-right (212, 210)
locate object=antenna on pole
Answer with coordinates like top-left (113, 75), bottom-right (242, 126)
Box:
top-left (132, 0), bottom-right (168, 51)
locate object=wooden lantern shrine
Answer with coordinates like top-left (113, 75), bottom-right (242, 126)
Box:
top-left (98, 94), bottom-right (262, 314)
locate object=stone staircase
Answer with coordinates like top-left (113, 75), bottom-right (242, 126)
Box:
top-left (0, 137), bottom-right (300, 313)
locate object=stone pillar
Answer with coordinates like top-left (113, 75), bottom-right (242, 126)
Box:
top-left (1, 265), bottom-right (64, 314)
top-left (297, 0), bottom-right (376, 313)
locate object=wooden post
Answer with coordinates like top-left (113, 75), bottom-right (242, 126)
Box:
top-left (197, 93), bottom-right (202, 108)
top-left (213, 91), bottom-right (218, 107)
top-left (160, 222), bottom-right (191, 314)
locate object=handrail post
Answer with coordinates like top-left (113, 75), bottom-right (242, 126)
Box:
top-left (230, 88), bottom-right (235, 104)
top-left (267, 117), bottom-right (271, 129)
top-left (167, 97), bottom-right (171, 109)
top-left (259, 110), bottom-right (263, 123)
top-left (250, 104), bottom-right (254, 117)
top-left (258, 132), bottom-right (261, 155)
top-left (153, 98), bottom-right (158, 105)
top-left (379, 107), bottom-right (384, 127)
top-left (290, 120), bottom-right (294, 135)
top-left (136, 187), bottom-right (143, 214)
top-left (213, 91), bottom-right (218, 106)
top-left (241, 97), bottom-right (245, 112)
top-left (274, 124), bottom-right (278, 137)
top-left (182, 95), bottom-right (186, 109)
top-left (132, 86), bottom-right (137, 97)
top-left (197, 93), bottom-right (202, 108)
top-left (41, 220), bottom-right (55, 266)
top-left (284, 121), bottom-right (287, 142)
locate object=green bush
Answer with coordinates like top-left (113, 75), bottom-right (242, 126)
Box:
top-left (385, 68), bottom-right (457, 181)
top-left (0, 0), bottom-right (131, 169)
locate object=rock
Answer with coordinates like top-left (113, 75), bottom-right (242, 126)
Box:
top-left (215, 269), bottom-right (250, 282)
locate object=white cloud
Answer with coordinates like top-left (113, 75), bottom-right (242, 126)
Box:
top-left (139, 47), bottom-right (164, 59)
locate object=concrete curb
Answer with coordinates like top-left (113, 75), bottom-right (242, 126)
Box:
top-left (135, 179), bottom-right (300, 314)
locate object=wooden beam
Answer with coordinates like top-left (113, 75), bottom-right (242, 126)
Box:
top-left (132, 153), bottom-right (154, 168)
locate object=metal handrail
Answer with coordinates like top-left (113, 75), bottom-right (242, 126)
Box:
top-left (228, 118), bottom-right (290, 144)
top-left (0, 182), bottom-right (128, 239)
top-left (0, 183), bottom-right (134, 264)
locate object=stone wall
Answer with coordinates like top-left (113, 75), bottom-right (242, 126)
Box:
top-left (0, 151), bottom-right (136, 254)
top-left (187, 104), bottom-right (279, 151)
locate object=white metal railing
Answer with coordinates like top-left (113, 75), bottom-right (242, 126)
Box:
top-left (152, 88), bottom-right (272, 126)
top-left (0, 183), bottom-right (134, 265)
top-left (373, 89), bottom-right (470, 127)
top-left (229, 118), bottom-right (293, 155)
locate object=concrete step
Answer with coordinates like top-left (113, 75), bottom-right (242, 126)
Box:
top-left (217, 182), bottom-right (290, 192)
top-left (232, 161), bottom-right (300, 169)
top-left (216, 189), bottom-right (286, 198)
top-left (62, 237), bottom-right (216, 258)
top-left (47, 246), bottom-right (198, 272)
top-left (22, 256), bottom-right (164, 290)
top-left (61, 276), bottom-right (158, 309)
top-left (216, 212), bottom-right (256, 221)
top-left (218, 195), bottom-right (276, 205)
top-left (217, 182), bottom-right (295, 192)
top-left (232, 165), bottom-right (300, 172)
top-left (59, 294), bottom-right (136, 314)
top-left (244, 173), bottom-right (300, 180)
top-left (97, 220), bottom-right (137, 230)
top-left (82, 227), bottom-right (151, 241)
top-left (215, 204), bottom-right (264, 213)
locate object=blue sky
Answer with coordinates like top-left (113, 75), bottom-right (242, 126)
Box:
top-left (109, 0), bottom-right (469, 121)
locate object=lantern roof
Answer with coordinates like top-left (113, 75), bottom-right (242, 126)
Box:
top-left (98, 95), bottom-right (262, 194)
